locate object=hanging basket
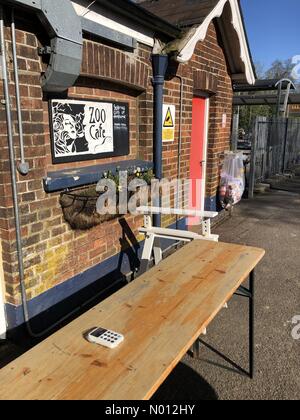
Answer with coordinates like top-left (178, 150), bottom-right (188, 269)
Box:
top-left (60, 186), bottom-right (121, 231)
top-left (60, 168), bottom-right (154, 230)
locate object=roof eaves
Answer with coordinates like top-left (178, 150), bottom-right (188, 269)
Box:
top-left (94, 0), bottom-right (181, 40)
top-left (237, 0), bottom-right (257, 80)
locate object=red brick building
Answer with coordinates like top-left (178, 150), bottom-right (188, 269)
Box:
top-left (0, 0), bottom-right (255, 336)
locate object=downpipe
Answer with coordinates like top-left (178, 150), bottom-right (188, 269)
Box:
top-left (174, 75), bottom-right (184, 230)
top-left (152, 54), bottom-right (169, 227)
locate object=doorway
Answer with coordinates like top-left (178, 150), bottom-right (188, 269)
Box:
top-left (188, 97), bottom-right (209, 226)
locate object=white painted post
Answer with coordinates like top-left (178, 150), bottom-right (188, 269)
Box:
top-left (202, 219), bottom-right (211, 237)
top-left (249, 117), bottom-right (259, 199)
top-left (153, 238), bottom-right (163, 266)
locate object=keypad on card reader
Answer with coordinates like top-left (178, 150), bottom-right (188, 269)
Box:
top-left (88, 327), bottom-right (124, 349)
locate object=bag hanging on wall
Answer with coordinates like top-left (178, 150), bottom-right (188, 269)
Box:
top-left (219, 152), bottom-right (245, 210)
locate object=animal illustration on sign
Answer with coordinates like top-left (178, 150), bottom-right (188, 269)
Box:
top-left (164, 107), bottom-right (174, 127)
top-left (51, 100), bottom-right (114, 158)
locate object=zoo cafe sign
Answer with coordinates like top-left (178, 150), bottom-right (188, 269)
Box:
top-left (49, 99), bottom-right (130, 164)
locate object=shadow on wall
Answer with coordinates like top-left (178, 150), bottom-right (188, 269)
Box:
top-left (4, 218), bottom-right (141, 351)
top-left (118, 217), bottom-right (141, 278)
top-left (152, 362), bottom-right (218, 401)
top-left (3, 273), bottom-right (128, 366)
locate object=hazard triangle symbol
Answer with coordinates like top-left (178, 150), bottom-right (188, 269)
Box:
top-left (163, 107), bottom-right (174, 128)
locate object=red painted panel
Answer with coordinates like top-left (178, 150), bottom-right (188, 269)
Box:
top-left (189, 97), bottom-right (207, 225)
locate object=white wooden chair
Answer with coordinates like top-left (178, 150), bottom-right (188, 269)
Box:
top-left (136, 206), bottom-right (219, 268)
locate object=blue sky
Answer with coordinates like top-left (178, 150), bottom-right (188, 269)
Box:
top-left (241, 0), bottom-right (300, 72)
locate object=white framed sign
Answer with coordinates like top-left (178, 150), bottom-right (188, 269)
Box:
top-left (162, 104), bottom-right (176, 143)
top-left (49, 99), bottom-right (130, 164)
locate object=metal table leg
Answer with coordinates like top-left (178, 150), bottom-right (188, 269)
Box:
top-left (192, 270), bottom-right (256, 379)
top-left (192, 339), bottom-right (201, 359)
top-left (234, 270), bottom-right (255, 378)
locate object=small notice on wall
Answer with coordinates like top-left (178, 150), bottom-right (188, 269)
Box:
top-left (162, 104), bottom-right (176, 143)
top-left (222, 113), bottom-right (227, 129)
top-left (49, 99), bottom-right (129, 164)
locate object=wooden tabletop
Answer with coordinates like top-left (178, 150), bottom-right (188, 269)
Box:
top-left (0, 241), bottom-right (265, 400)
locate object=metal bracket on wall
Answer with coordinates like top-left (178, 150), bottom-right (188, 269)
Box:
top-left (1, 0), bottom-right (139, 92)
top-left (81, 17), bottom-right (137, 51)
top-left (38, 45), bottom-right (52, 56)
top-left (1, 0), bottom-right (83, 93)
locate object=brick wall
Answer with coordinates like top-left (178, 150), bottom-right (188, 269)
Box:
top-left (0, 17), bottom-right (233, 319)
top-left (0, 21), bottom-right (150, 308)
top-left (192, 24), bottom-right (234, 198)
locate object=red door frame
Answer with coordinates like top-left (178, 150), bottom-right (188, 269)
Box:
top-left (188, 96), bottom-right (209, 226)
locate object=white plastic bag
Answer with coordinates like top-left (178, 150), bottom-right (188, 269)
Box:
top-left (219, 152), bottom-right (245, 209)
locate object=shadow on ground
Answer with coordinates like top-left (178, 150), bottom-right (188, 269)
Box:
top-left (152, 362), bottom-right (218, 401)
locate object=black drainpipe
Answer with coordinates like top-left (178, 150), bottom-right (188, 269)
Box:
top-left (152, 54), bottom-right (169, 227)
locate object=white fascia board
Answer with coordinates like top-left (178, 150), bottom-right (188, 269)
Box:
top-left (177, 0), bottom-right (256, 85)
top-left (72, 1), bottom-right (155, 47)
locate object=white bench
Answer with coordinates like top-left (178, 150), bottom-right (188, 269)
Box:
top-left (136, 206), bottom-right (219, 269)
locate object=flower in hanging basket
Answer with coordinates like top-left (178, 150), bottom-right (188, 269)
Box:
top-left (60, 166), bottom-right (155, 230)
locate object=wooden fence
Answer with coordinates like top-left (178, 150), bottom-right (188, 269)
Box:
top-left (249, 117), bottom-right (300, 197)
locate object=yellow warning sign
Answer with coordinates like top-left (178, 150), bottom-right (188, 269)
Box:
top-left (163, 107), bottom-right (174, 128)
top-left (163, 129), bottom-right (174, 142)
top-left (162, 104), bottom-right (176, 142)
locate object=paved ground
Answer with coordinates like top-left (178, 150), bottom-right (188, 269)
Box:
top-left (154, 186), bottom-right (300, 401)
top-left (1, 185), bottom-right (300, 400)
